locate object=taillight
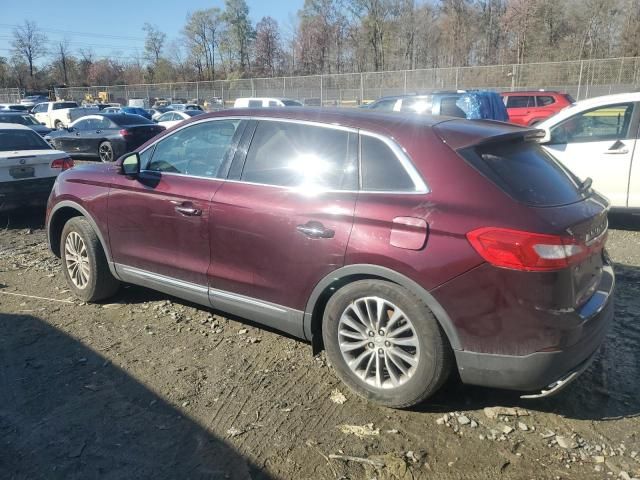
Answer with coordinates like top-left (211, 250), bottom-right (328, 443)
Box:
top-left (466, 227), bottom-right (605, 272)
top-left (51, 157), bottom-right (74, 171)
top-left (119, 129), bottom-right (131, 136)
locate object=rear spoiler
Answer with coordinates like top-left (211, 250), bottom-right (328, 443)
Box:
top-left (433, 119), bottom-right (545, 150)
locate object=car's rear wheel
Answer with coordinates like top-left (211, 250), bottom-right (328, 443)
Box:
top-left (54, 120), bottom-right (63, 130)
top-left (99, 141), bottom-right (114, 162)
top-left (322, 280), bottom-right (453, 408)
top-left (61, 217), bottom-right (119, 302)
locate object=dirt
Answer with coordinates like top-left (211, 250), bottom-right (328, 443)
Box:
top-left (1, 210), bottom-right (639, 480)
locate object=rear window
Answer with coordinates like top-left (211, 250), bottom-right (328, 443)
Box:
top-left (0, 129), bottom-right (51, 151)
top-left (460, 140), bottom-right (585, 207)
top-left (110, 114), bottom-right (153, 126)
top-left (536, 96), bottom-right (555, 106)
top-left (52, 102), bottom-right (78, 110)
top-left (506, 96), bottom-right (533, 108)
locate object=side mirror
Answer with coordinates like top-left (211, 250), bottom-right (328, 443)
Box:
top-left (537, 128), bottom-right (551, 144)
top-left (119, 152), bottom-right (140, 176)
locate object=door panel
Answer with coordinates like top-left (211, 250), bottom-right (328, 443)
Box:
top-left (207, 119), bottom-right (359, 314)
top-left (108, 172), bottom-right (218, 286)
top-left (543, 102), bottom-right (638, 208)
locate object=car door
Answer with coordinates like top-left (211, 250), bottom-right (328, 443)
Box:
top-left (207, 119), bottom-right (359, 337)
top-left (32, 103), bottom-right (48, 126)
top-left (505, 95), bottom-right (534, 125)
top-left (543, 102), bottom-right (639, 208)
top-left (108, 118), bottom-right (246, 302)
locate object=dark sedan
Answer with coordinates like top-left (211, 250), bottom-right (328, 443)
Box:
top-left (0, 112), bottom-right (52, 136)
top-left (46, 113), bottom-right (165, 162)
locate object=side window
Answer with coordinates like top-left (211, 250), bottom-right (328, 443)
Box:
top-left (536, 96), bottom-right (555, 106)
top-left (369, 99), bottom-right (397, 111)
top-left (158, 112), bottom-right (174, 122)
top-left (268, 100), bottom-right (279, 107)
top-left (401, 97), bottom-right (433, 114)
top-left (549, 103), bottom-right (634, 144)
top-left (96, 117), bottom-right (113, 129)
top-left (33, 104), bottom-right (46, 113)
top-left (74, 119), bottom-right (92, 130)
top-left (248, 100), bottom-right (263, 108)
top-left (361, 135), bottom-right (416, 192)
top-left (147, 120), bottom-right (241, 178)
top-left (506, 96), bottom-right (533, 108)
top-left (241, 121), bottom-right (357, 190)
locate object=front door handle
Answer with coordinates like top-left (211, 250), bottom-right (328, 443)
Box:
top-left (175, 206), bottom-right (202, 216)
top-left (604, 148), bottom-right (629, 154)
top-left (296, 221), bottom-right (335, 239)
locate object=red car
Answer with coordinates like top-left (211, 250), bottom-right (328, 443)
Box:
top-left (46, 108), bottom-right (614, 408)
top-left (501, 91), bottom-right (574, 126)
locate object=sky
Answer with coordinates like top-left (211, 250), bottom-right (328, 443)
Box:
top-left (0, 0), bottom-right (305, 63)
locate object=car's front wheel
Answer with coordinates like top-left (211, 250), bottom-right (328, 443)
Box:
top-left (322, 280), bottom-right (453, 408)
top-left (61, 217), bottom-right (119, 302)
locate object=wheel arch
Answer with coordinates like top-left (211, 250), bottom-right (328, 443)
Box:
top-left (48, 201), bottom-right (118, 278)
top-left (303, 264), bottom-right (461, 354)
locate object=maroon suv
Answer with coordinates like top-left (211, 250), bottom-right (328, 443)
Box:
top-left (46, 108), bottom-right (614, 408)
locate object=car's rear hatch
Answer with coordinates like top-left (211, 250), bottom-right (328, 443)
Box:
top-left (435, 119), bottom-right (609, 310)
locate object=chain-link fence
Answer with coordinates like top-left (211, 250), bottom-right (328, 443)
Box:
top-left (2, 57), bottom-right (639, 107)
top-left (0, 88), bottom-right (22, 103)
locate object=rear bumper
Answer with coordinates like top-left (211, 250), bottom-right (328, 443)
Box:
top-left (0, 177), bottom-right (56, 212)
top-left (454, 264), bottom-right (615, 394)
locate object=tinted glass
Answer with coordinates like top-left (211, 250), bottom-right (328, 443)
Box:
top-left (109, 114), bottom-right (153, 126)
top-left (242, 121), bottom-right (357, 190)
top-left (536, 96), bottom-right (555, 106)
top-left (158, 112), bottom-right (174, 122)
top-left (439, 96), bottom-right (466, 117)
top-left (506, 96), bottom-right (533, 108)
top-left (33, 104), bottom-right (47, 113)
top-left (361, 135), bottom-right (415, 191)
top-left (147, 120), bottom-right (241, 178)
top-left (401, 97), bottom-right (433, 114)
top-left (461, 141), bottom-right (584, 207)
top-left (0, 129), bottom-right (51, 151)
top-left (185, 111), bottom-right (204, 117)
top-left (95, 117), bottom-right (114, 129)
top-left (281, 100), bottom-right (302, 106)
top-left (0, 114), bottom-right (39, 125)
top-left (268, 101), bottom-right (279, 107)
top-left (74, 119), bottom-right (94, 130)
top-left (248, 100), bottom-right (263, 108)
top-left (549, 103), bottom-right (634, 144)
top-left (52, 102), bottom-right (78, 110)
top-left (369, 99), bottom-right (397, 111)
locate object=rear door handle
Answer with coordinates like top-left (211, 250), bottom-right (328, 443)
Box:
top-left (296, 221), bottom-right (334, 239)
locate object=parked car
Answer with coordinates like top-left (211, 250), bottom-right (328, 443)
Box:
top-left (45, 113), bottom-right (165, 162)
top-left (168, 103), bottom-right (204, 112)
top-left (45, 108), bottom-right (614, 408)
top-left (363, 91), bottom-right (509, 121)
top-left (501, 91), bottom-right (574, 126)
top-left (0, 111), bottom-right (52, 136)
top-left (150, 107), bottom-right (171, 121)
top-left (101, 106), bottom-right (152, 120)
top-left (537, 92), bottom-right (640, 211)
top-left (155, 109), bottom-right (204, 129)
top-left (0, 103), bottom-right (30, 111)
top-left (0, 123), bottom-right (72, 212)
top-left (19, 95), bottom-right (49, 107)
top-left (233, 97), bottom-right (303, 108)
top-left (31, 101), bottom-right (96, 129)
top-left (204, 97), bottom-right (224, 111)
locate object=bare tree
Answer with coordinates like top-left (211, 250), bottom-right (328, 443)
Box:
top-left (184, 8), bottom-right (222, 80)
top-left (11, 20), bottom-right (48, 78)
top-left (143, 23), bottom-right (167, 64)
top-left (223, 0), bottom-right (254, 73)
top-left (56, 40), bottom-right (71, 85)
top-left (254, 17), bottom-right (283, 76)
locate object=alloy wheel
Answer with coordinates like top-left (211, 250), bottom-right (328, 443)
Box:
top-left (64, 231), bottom-right (90, 289)
top-left (99, 143), bottom-right (113, 162)
top-left (338, 296), bottom-right (420, 389)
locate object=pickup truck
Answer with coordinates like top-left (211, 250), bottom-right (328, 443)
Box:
top-left (31, 101), bottom-right (97, 129)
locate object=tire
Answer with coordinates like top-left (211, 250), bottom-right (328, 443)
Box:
top-left (60, 217), bottom-right (119, 302)
top-left (98, 141), bottom-right (114, 162)
top-left (322, 280), bottom-right (453, 408)
top-left (54, 120), bottom-right (63, 130)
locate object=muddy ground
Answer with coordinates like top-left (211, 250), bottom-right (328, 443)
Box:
top-left (0, 210), bottom-right (639, 480)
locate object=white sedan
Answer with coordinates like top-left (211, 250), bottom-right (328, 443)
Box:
top-left (155, 110), bottom-right (205, 129)
top-left (0, 123), bottom-right (72, 212)
top-left (538, 92), bottom-right (640, 210)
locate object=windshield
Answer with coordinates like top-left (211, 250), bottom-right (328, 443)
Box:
top-left (0, 114), bottom-right (40, 126)
top-left (281, 100), bottom-right (303, 106)
top-left (0, 129), bottom-right (51, 151)
top-left (185, 110), bottom-right (205, 117)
